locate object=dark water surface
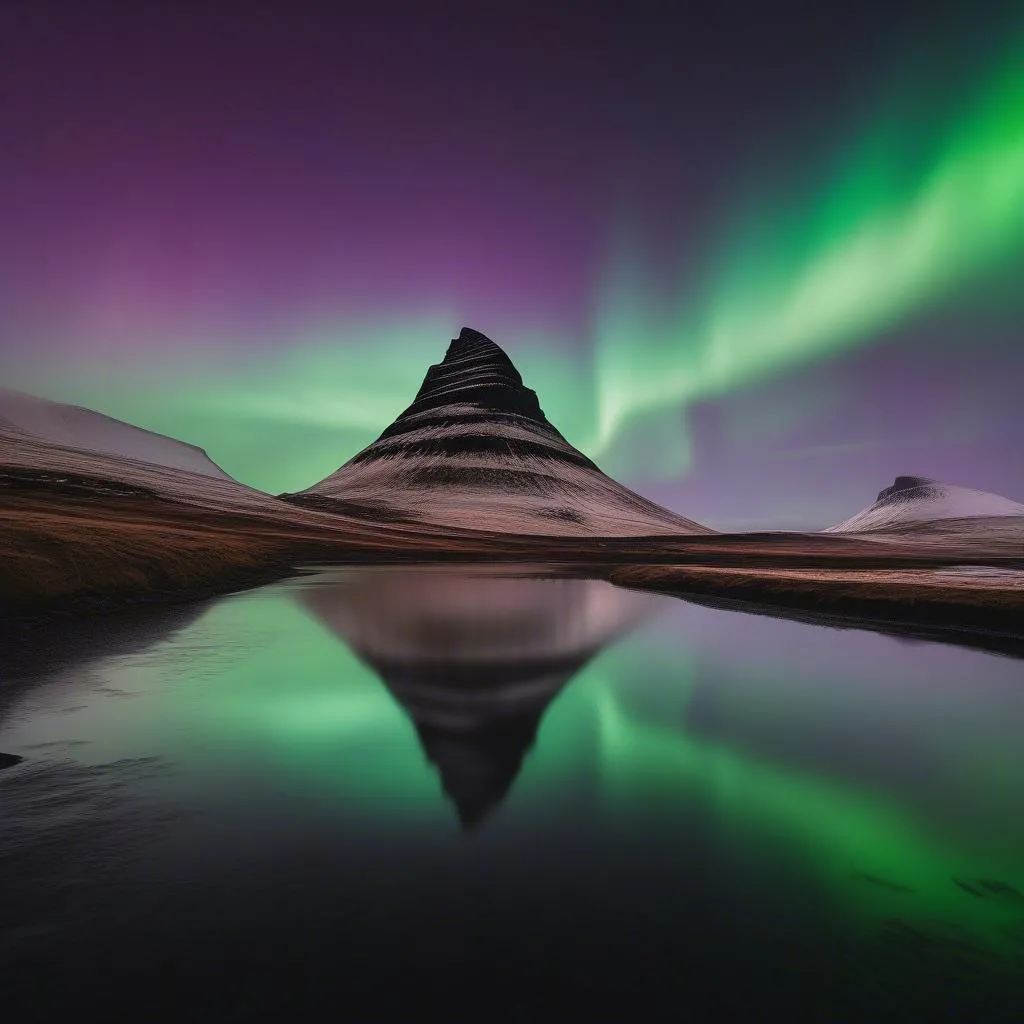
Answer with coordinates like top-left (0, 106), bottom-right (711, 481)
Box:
top-left (2, 566), bottom-right (1023, 1020)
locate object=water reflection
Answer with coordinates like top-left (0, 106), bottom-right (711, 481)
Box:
top-left (298, 567), bottom-right (654, 826)
top-left (668, 589), bottom-right (1024, 659)
top-left (2, 567), bottom-right (1023, 1017)
top-left (0, 602), bottom-right (209, 767)
top-left (0, 601), bottom-right (208, 713)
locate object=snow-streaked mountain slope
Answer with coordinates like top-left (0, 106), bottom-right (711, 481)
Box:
top-left (827, 475), bottom-right (1024, 532)
top-left (0, 388), bottom-right (310, 523)
top-left (0, 387), bottom-right (230, 480)
top-left (288, 327), bottom-right (711, 536)
top-left (0, 387), bottom-right (609, 554)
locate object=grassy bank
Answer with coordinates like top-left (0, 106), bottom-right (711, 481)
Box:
top-left (0, 496), bottom-right (305, 619)
top-left (609, 564), bottom-right (1024, 634)
top-left (4, 477), bottom-right (1022, 623)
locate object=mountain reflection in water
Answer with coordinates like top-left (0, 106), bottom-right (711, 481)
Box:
top-left (298, 568), bottom-right (655, 827)
top-left (2, 566), bottom-right (1024, 1019)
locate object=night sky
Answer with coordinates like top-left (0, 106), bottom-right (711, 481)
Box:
top-left (2, 1), bottom-right (1023, 529)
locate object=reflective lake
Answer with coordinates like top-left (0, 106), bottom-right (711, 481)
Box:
top-left (2, 566), bottom-right (1024, 1020)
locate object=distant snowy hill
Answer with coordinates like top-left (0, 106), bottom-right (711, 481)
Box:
top-left (0, 385), bottom-right (508, 561)
top-left (0, 388), bottom-right (231, 480)
top-left (828, 475), bottom-right (1024, 532)
top-left (288, 327), bottom-right (711, 536)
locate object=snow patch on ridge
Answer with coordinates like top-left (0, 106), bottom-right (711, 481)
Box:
top-left (828, 476), bottom-right (1024, 532)
top-left (0, 388), bottom-right (231, 480)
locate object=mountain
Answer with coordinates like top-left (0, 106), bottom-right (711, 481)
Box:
top-left (2, 385), bottom-right (524, 618)
top-left (298, 567), bottom-right (654, 828)
top-left (827, 475), bottom-right (1024, 532)
top-left (286, 327), bottom-right (710, 536)
top-left (0, 388), bottom-right (230, 480)
top-left (0, 387), bottom-right (301, 519)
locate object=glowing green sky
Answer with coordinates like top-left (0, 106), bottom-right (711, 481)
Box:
top-left (5, 36), bottom-right (1024, 506)
top-left (589, 45), bottom-right (1024, 455)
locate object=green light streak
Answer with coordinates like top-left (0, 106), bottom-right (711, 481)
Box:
top-left (166, 592), bottom-right (1024, 923)
top-left (5, 319), bottom-right (597, 494)
top-left (592, 681), bottom-right (1023, 941)
top-left (590, 46), bottom-right (1024, 460)
top-left (6, 45), bottom-right (1024, 492)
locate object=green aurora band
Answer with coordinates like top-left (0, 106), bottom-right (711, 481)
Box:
top-left (588, 44), bottom-right (1024, 459)
top-left (8, 41), bottom-right (1024, 494)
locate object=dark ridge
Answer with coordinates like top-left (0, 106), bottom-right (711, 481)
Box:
top-left (404, 465), bottom-right (562, 493)
top-left (278, 493), bottom-right (416, 522)
top-left (414, 714), bottom-right (543, 830)
top-left (369, 652), bottom-right (593, 691)
top-left (891, 475), bottom-right (938, 491)
top-left (449, 325), bottom-right (498, 351)
top-left (387, 327), bottom-right (551, 427)
top-left (878, 476), bottom-right (938, 501)
top-left (349, 434), bottom-right (599, 470)
top-left (377, 409), bottom-right (573, 444)
top-left (627, 581), bottom-right (1024, 658)
top-left (536, 507), bottom-right (588, 524)
top-left (0, 752), bottom-right (23, 770)
top-left (0, 468), bottom-right (159, 500)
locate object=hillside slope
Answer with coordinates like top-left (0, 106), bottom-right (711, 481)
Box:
top-left (288, 327), bottom-right (710, 536)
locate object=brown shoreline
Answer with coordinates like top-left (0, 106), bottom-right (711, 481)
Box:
top-left (607, 564), bottom-right (1024, 648)
top-left (2, 482), bottom-right (1023, 630)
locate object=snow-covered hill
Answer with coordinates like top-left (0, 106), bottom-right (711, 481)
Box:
top-left (0, 388), bottom-right (230, 480)
top-left (288, 327), bottom-right (711, 536)
top-left (0, 388), bottom-right (295, 522)
top-left (828, 475), bottom-right (1024, 532)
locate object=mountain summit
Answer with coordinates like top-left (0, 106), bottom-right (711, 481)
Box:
top-left (394, 326), bottom-right (549, 425)
top-left (288, 327), bottom-right (709, 536)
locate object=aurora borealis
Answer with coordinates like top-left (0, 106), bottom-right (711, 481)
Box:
top-left (2, 4), bottom-right (1023, 527)
top-left (592, 41), bottom-right (1024, 458)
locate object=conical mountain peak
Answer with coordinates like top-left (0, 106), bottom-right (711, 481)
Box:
top-left (292, 327), bottom-right (711, 537)
top-left (448, 325), bottom-right (508, 359)
top-left (404, 326), bottom-right (547, 424)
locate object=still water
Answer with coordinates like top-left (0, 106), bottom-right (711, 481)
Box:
top-left (2, 566), bottom-right (1023, 1020)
